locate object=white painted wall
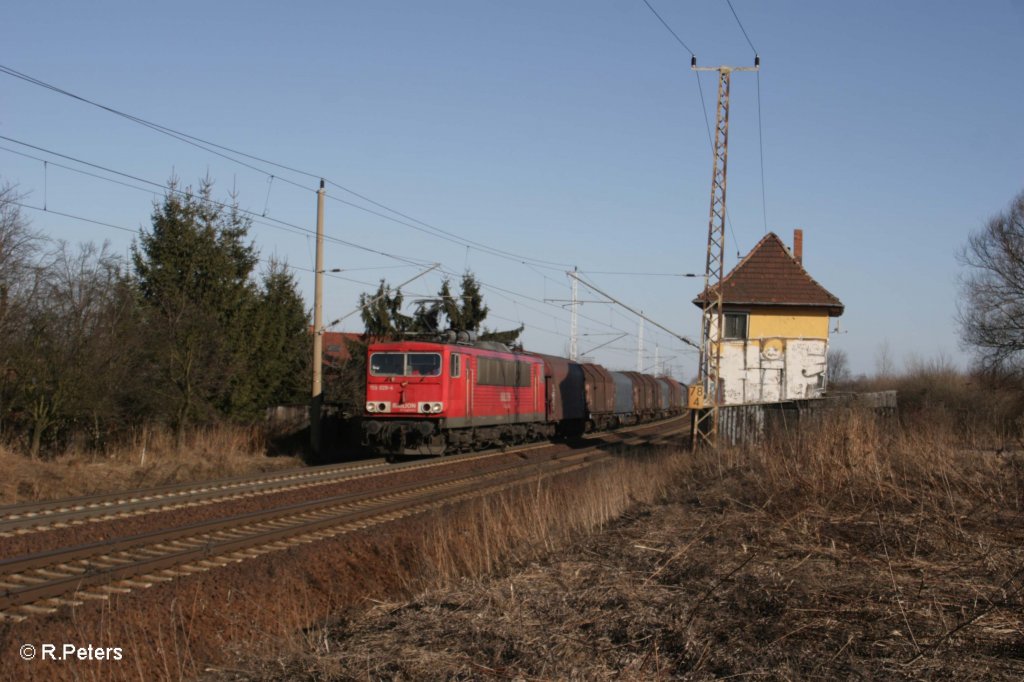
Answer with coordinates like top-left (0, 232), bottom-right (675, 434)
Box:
top-left (716, 338), bottom-right (829, 405)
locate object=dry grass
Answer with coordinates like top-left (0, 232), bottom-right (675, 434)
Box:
top-left (843, 358), bottom-right (1024, 445)
top-left (7, 409), bottom-right (1021, 680)
top-left (204, 445), bottom-right (692, 680)
top-left (0, 440), bottom-right (690, 682)
top-left (221, 410), bottom-right (1024, 680)
top-left (0, 424), bottom-right (302, 505)
top-left (402, 445), bottom-right (689, 592)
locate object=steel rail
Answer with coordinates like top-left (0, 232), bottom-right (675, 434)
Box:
top-left (0, 459), bottom-right (385, 528)
top-left (0, 438), bottom-right (656, 619)
top-left (0, 415), bottom-right (687, 536)
top-left (0, 444), bottom-right (545, 535)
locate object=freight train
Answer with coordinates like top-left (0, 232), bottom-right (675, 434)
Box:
top-left (361, 334), bottom-right (686, 459)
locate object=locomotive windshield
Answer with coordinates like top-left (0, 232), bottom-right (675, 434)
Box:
top-left (370, 352), bottom-right (442, 377)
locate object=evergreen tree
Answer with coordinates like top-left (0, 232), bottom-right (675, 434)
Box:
top-left (132, 177), bottom-right (307, 440)
top-left (359, 279), bottom-right (411, 339)
top-left (440, 272), bottom-right (488, 332)
top-left (479, 324), bottom-right (525, 348)
top-left (359, 271), bottom-right (522, 344)
top-left (226, 259), bottom-right (310, 418)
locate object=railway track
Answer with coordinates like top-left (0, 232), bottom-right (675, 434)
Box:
top-left (0, 458), bottom-right (387, 536)
top-left (0, 417), bottom-right (688, 622)
top-left (0, 416), bottom-right (685, 537)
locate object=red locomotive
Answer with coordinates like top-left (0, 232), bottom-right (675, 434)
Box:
top-left (362, 335), bottom-right (686, 458)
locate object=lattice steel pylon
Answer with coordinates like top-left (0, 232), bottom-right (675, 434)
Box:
top-left (692, 58), bottom-right (758, 449)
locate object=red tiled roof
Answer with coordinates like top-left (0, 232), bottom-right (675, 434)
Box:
top-left (692, 232), bottom-right (844, 315)
top-left (321, 331), bottom-right (363, 362)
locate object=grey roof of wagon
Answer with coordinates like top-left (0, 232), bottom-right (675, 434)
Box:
top-left (691, 232), bottom-right (844, 316)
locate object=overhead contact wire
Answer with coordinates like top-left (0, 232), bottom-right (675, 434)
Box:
top-left (0, 137), bottom-right (432, 268)
top-left (0, 64), bottom-right (573, 271)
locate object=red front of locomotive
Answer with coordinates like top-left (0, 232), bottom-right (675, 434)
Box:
top-left (362, 341), bottom-right (453, 455)
top-left (364, 341), bottom-right (449, 418)
top-left (361, 340), bottom-right (547, 457)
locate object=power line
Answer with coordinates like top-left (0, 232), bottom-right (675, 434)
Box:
top-left (569, 271), bottom-right (699, 350)
top-left (581, 269), bottom-right (700, 277)
top-left (640, 0), bottom-right (695, 56)
top-left (637, 2), bottom-right (744, 259)
top-left (322, 181), bottom-right (572, 270)
top-left (0, 136), bottom-right (434, 269)
top-left (0, 65), bottom-right (314, 193)
top-left (3, 146), bottom-right (646, 358)
top-left (1, 144), bottom-right (164, 200)
top-left (6, 191), bottom-right (644, 357)
top-left (721, 1), bottom-right (768, 235)
top-left (322, 191), bottom-right (571, 270)
top-left (694, 72), bottom-right (716, 154)
top-left (757, 71), bottom-right (768, 234)
top-left (11, 201), bottom-right (137, 236)
top-left (475, 260), bottom-right (699, 358)
top-left (432, 264), bottom-right (650, 349)
top-left (1, 65), bottom-right (699, 364)
top-left (5, 200), bottom-right (393, 287)
top-left (725, 0), bottom-right (758, 54)
top-left (0, 63), bottom-right (573, 271)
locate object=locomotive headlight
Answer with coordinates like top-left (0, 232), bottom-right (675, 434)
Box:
top-left (378, 402), bottom-right (388, 412)
top-left (431, 402), bottom-right (443, 413)
top-left (421, 403), bottom-right (431, 413)
top-left (366, 402), bottom-right (376, 413)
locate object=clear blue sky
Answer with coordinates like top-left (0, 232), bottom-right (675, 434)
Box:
top-left (3, 0), bottom-right (1022, 379)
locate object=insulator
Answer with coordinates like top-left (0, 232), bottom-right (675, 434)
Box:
top-left (754, 55), bottom-right (760, 67)
top-left (691, 56), bottom-right (697, 68)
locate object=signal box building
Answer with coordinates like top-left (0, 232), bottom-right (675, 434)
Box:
top-left (693, 229), bottom-right (843, 405)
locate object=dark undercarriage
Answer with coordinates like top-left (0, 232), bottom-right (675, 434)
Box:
top-left (360, 411), bottom-right (680, 461)
top-left (361, 418), bottom-right (567, 460)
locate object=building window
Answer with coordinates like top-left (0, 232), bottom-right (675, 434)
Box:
top-left (724, 313), bottom-right (748, 340)
top-left (450, 353), bottom-right (461, 378)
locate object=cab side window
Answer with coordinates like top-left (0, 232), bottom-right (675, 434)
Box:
top-left (450, 353), bottom-right (461, 378)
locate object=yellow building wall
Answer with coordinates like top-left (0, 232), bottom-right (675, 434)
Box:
top-left (745, 307), bottom-right (830, 339)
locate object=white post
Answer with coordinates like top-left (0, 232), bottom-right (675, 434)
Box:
top-left (637, 313), bottom-right (644, 372)
top-left (569, 266), bottom-right (579, 361)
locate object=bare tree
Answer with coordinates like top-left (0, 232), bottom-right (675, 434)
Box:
top-left (7, 241), bottom-right (139, 457)
top-left (0, 182), bottom-right (47, 442)
top-left (958, 190), bottom-right (1024, 376)
top-left (0, 183), bottom-right (44, 335)
top-left (826, 348), bottom-right (851, 388)
top-left (874, 340), bottom-right (895, 379)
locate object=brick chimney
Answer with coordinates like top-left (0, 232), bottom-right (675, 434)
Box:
top-left (793, 229), bottom-right (803, 265)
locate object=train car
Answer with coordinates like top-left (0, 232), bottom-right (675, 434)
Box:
top-left (362, 339), bottom-right (547, 457)
top-left (609, 371), bottom-right (638, 427)
top-left (580, 362), bottom-right (615, 431)
top-left (657, 377), bottom-right (686, 417)
top-left (656, 376), bottom-right (671, 415)
top-left (525, 353), bottom-right (587, 437)
top-left (362, 337), bottom-right (689, 459)
top-left (623, 371), bottom-right (662, 420)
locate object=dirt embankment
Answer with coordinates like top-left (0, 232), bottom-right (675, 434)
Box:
top-left (223, 412), bottom-right (1024, 680)
top-left (1, 439), bottom-right (690, 682)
